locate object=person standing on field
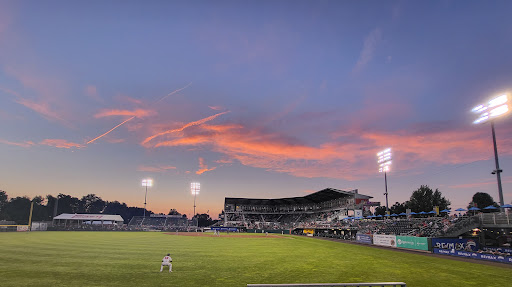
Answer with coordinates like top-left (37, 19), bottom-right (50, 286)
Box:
top-left (160, 253), bottom-right (172, 272)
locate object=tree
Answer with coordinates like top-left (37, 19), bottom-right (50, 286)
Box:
top-left (30, 196), bottom-right (50, 222)
top-left (56, 194), bottom-right (81, 214)
top-left (390, 202), bottom-right (406, 214)
top-left (195, 213), bottom-right (215, 227)
top-left (80, 194), bottom-right (106, 214)
top-left (468, 192), bottom-right (498, 210)
top-left (0, 190), bottom-right (7, 219)
top-left (168, 209), bottom-right (181, 216)
top-left (374, 206), bottom-right (386, 216)
top-left (406, 185), bottom-right (450, 212)
top-left (2, 196), bottom-right (31, 224)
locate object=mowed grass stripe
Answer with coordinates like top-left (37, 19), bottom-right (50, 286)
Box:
top-left (0, 232), bottom-right (510, 287)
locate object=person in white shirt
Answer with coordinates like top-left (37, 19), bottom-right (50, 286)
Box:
top-left (160, 253), bottom-right (172, 272)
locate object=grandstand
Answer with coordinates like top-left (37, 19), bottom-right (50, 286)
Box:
top-left (128, 214), bottom-right (197, 231)
top-left (222, 188), bottom-right (376, 230)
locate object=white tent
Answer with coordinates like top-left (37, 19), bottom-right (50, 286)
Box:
top-left (53, 213), bottom-right (124, 226)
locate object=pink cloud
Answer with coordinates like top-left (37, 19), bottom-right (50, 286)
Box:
top-left (85, 85), bottom-right (102, 102)
top-left (3, 66), bottom-right (70, 125)
top-left (142, 118), bottom-right (512, 180)
top-left (0, 139), bottom-right (35, 148)
top-left (208, 105), bottom-right (224, 111)
top-left (196, 157), bottom-right (216, 175)
top-left (215, 158), bottom-right (234, 164)
top-left (40, 139), bottom-right (84, 149)
top-left (15, 98), bottom-right (65, 122)
top-left (142, 111), bottom-right (229, 145)
top-left (114, 94), bottom-right (143, 105)
top-left (450, 178), bottom-right (512, 189)
top-left (94, 109), bottom-right (156, 119)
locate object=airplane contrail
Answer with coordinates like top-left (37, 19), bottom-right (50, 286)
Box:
top-left (87, 116), bottom-right (135, 144)
top-left (155, 82), bottom-right (192, 104)
top-left (142, 111), bottom-right (229, 145)
top-left (86, 83), bottom-right (192, 145)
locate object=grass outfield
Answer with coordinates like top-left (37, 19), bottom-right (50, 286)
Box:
top-left (0, 232), bottom-right (510, 286)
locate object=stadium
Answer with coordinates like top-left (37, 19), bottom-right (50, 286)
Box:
top-left (2, 1), bottom-right (512, 287)
top-left (1, 187), bottom-right (512, 287)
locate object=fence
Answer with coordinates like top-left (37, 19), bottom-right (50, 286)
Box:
top-left (480, 213), bottom-right (511, 225)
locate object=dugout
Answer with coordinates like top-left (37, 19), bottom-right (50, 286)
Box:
top-left (53, 213), bottom-right (124, 227)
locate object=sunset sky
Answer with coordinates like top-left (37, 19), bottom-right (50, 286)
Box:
top-left (1, 0), bottom-right (511, 218)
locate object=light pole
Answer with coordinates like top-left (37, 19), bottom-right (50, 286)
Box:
top-left (472, 94), bottom-right (509, 207)
top-left (142, 179), bottom-right (153, 217)
top-left (377, 148), bottom-right (392, 215)
top-left (191, 182), bottom-right (200, 226)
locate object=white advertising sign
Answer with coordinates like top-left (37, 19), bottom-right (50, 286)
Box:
top-left (373, 234), bottom-right (397, 247)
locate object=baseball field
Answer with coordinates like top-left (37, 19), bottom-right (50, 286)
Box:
top-left (0, 231), bottom-right (510, 287)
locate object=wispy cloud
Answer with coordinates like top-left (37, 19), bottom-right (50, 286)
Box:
top-left (15, 98), bottom-right (65, 122)
top-left (94, 109), bottom-right (156, 119)
top-left (142, 111), bottom-right (229, 145)
top-left (4, 66), bottom-right (70, 125)
top-left (137, 165), bottom-right (177, 173)
top-left (0, 139), bottom-right (35, 148)
top-left (85, 85), bottom-right (102, 102)
top-left (88, 84), bottom-right (191, 145)
top-left (141, 118), bottom-right (512, 180)
top-left (208, 105), bottom-right (224, 111)
top-left (196, 157), bottom-right (216, 175)
top-left (353, 27), bottom-right (382, 74)
top-left (40, 139), bottom-right (84, 149)
top-left (450, 178), bottom-right (512, 189)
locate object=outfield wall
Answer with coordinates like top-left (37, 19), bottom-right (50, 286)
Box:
top-left (247, 229), bottom-right (291, 234)
top-left (433, 248), bottom-right (512, 264)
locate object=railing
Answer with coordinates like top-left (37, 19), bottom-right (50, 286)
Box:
top-left (440, 216), bottom-right (480, 238)
top-left (247, 283), bottom-right (406, 287)
top-left (480, 213), bottom-right (512, 225)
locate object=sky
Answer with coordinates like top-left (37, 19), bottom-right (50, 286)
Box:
top-left (1, 0), bottom-right (511, 219)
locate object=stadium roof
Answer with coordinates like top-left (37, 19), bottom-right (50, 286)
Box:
top-left (225, 188), bottom-right (372, 206)
top-left (53, 213), bottom-right (124, 222)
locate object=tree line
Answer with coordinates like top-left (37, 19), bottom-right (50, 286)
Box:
top-left (0, 191), bottom-right (154, 224)
top-left (0, 190), bottom-right (218, 226)
top-left (373, 185), bottom-right (501, 216)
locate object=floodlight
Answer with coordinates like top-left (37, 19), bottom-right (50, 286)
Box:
top-left (377, 148), bottom-right (392, 214)
top-left (141, 178), bottom-right (153, 218)
top-left (377, 148), bottom-right (392, 173)
top-left (191, 182), bottom-right (200, 195)
top-left (488, 94), bottom-right (508, 108)
top-left (142, 179), bottom-right (153, 187)
top-left (471, 93), bottom-right (510, 208)
top-left (472, 94), bottom-right (510, 124)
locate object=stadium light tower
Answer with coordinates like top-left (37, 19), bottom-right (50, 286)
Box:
top-left (471, 93), bottom-right (510, 207)
top-left (377, 148), bottom-right (392, 214)
top-left (141, 179), bottom-right (153, 217)
top-left (191, 182), bottom-right (200, 223)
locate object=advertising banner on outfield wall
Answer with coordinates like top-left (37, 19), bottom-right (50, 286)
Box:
top-left (356, 233), bottom-right (373, 244)
top-left (431, 238), bottom-right (479, 252)
top-left (484, 247), bottom-right (512, 254)
top-left (396, 236), bottom-right (429, 251)
top-left (433, 248), bottom-right (512, 264)
top-left (373, 234), bottom-right (397, 247)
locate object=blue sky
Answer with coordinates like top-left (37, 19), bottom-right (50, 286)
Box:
top-left (1, 0), bottom-right (511, 218)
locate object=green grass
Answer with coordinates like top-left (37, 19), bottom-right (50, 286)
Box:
top-left (0, 232), bottom-right (510, 287)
